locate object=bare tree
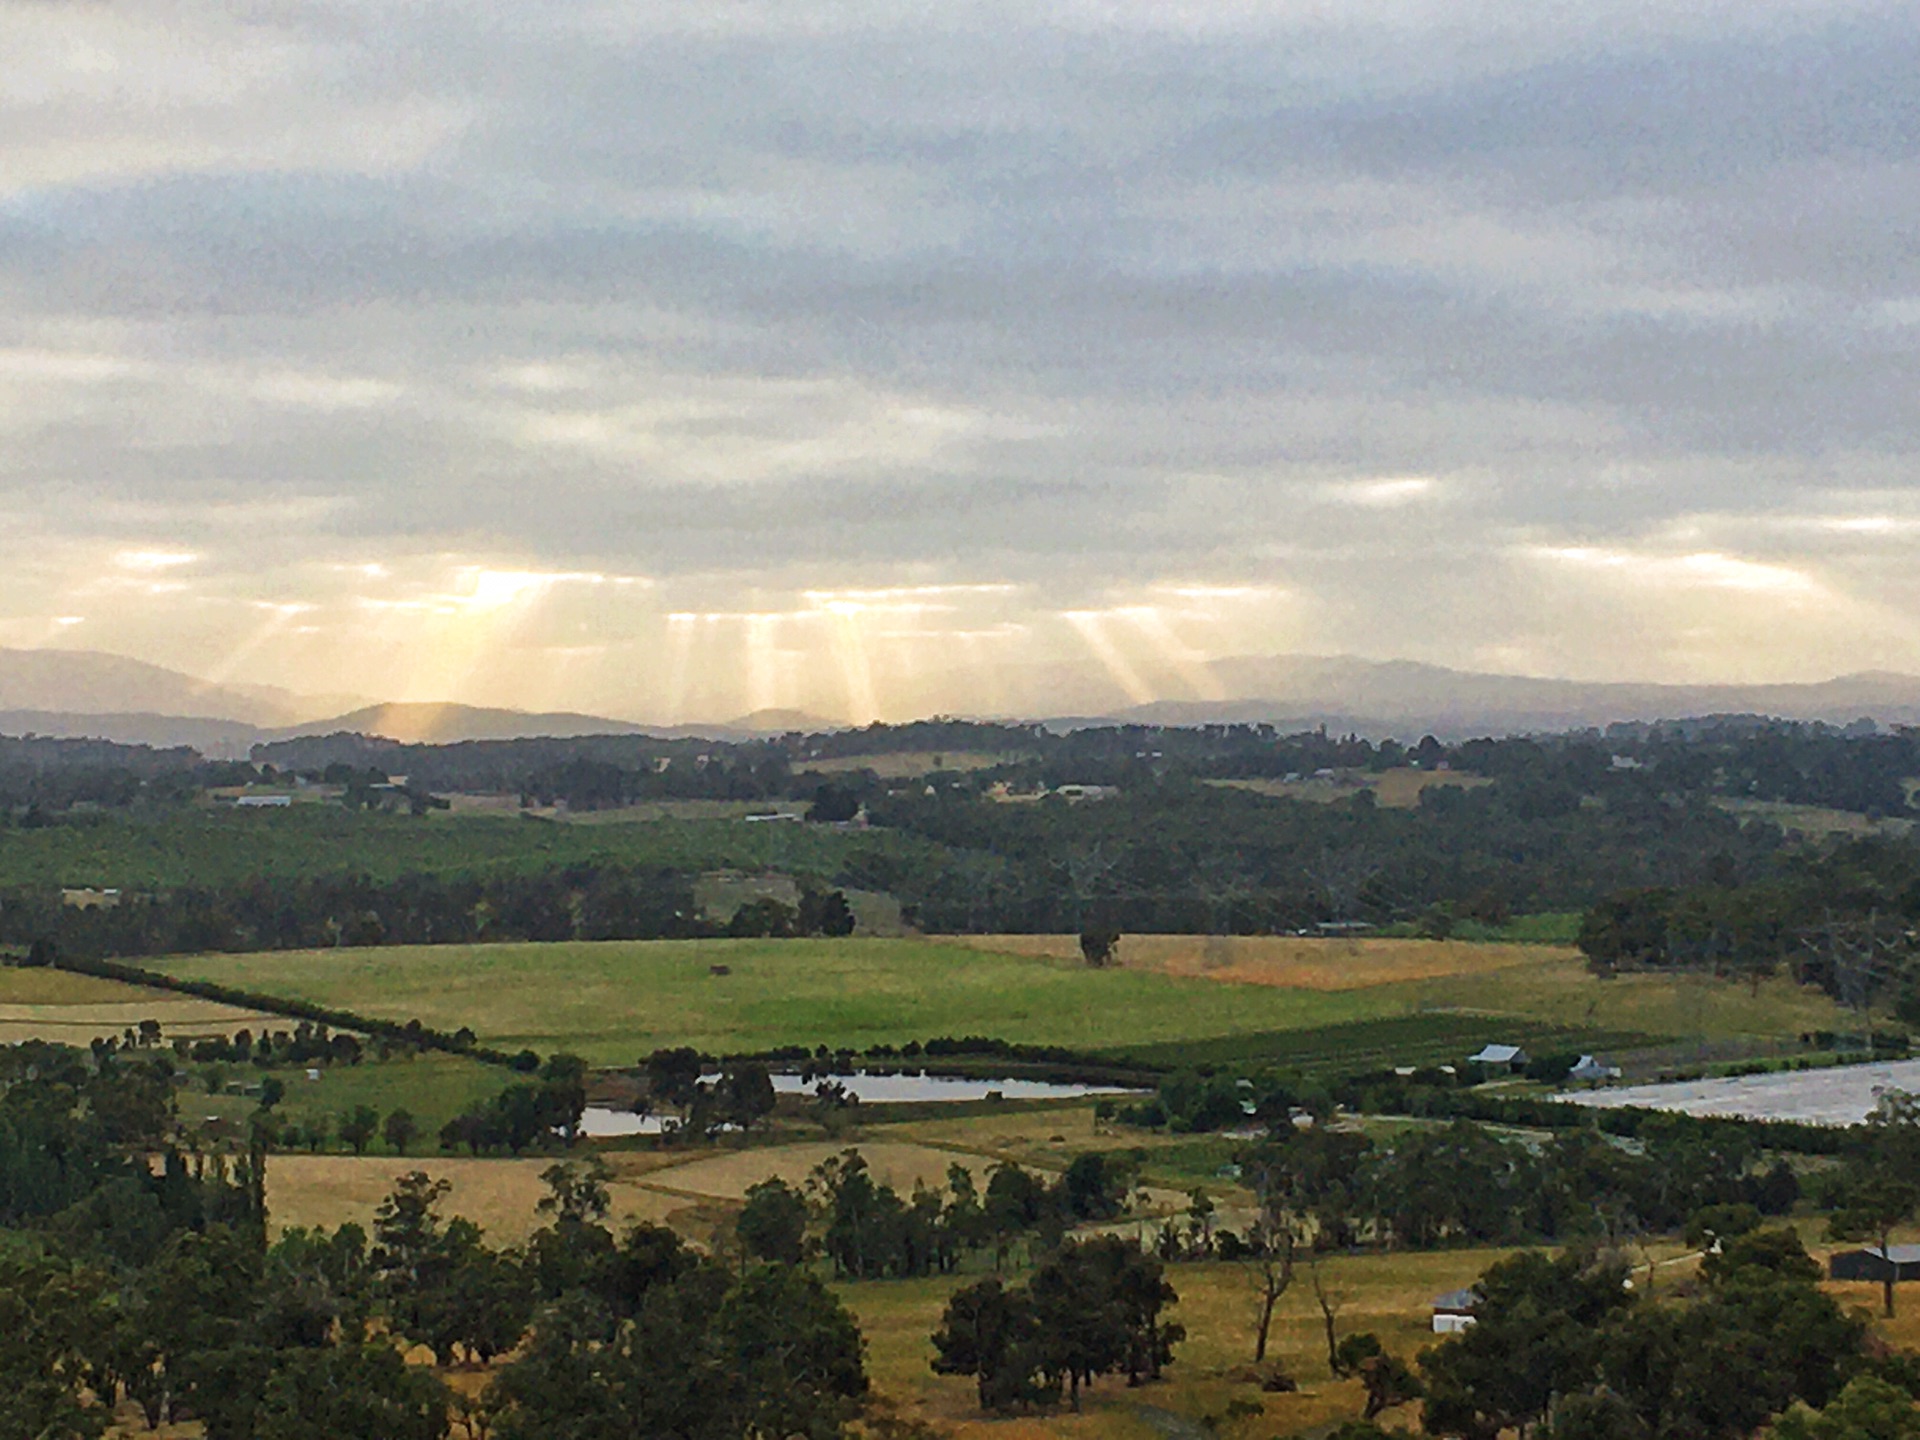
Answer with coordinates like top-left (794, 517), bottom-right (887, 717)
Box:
top-left (1192, 856), bottom-right (1255, 967)
top-left (1800, 910), bottom-right (1914, 1046)
top-left (1059, 843), bottom-right (1123, 931)
top-left (1248, 1211), bottom-right (1297, 1365)
top-left (1307, 1253), bottom-right (1349, 1376)
top-left (1303, 845), bottom-right (1383, 923)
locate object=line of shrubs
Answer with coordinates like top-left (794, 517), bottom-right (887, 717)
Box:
top-left (722, 1034), bottom-right (1160, 1087)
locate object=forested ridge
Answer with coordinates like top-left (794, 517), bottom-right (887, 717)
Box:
top-left (6, 718), bottom-right (1920, 1021)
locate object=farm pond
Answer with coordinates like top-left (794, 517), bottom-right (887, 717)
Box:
top-left (580, 1071), bottom-right (1141, 1137)
top-left (1555, 1057), bottom-right (1920, 1127)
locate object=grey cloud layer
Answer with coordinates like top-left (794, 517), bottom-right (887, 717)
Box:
top-left (3, 0), bottom-right (1918, 706)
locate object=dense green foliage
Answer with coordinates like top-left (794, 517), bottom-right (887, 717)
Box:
top-left (1578, 838), bottom-right (1920, 1019)
top-left (7, 717), bottom-right (1920, 954)
top-left (931, 1236), bottom-right (1182, 1412)
top-left (1420, 1231), bottom-right (1891, 1440)
top-left (1230, 1113), bottom-right (1801, 1252)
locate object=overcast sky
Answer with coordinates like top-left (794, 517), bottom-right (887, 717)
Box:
top-left (4, 0), bottom-right (1917, 722)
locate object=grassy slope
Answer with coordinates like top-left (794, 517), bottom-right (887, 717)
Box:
top-left (151, 937), bottom-right (1845, 1068)
top-left (0, 807), bottom-right (907, 889)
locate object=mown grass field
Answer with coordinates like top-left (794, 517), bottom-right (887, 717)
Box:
top-left (149, 936), bottom-right (1844, 1071)
top-left (0, 805), bottom-right (915, 889)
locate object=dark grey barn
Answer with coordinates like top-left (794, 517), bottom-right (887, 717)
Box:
top-left (1828, 1246), bottom-right (1920, 1283)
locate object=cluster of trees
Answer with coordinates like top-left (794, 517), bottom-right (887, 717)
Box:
top-left (0, 1032), bottom-right (871, 1440)
top-left (1113, 1068), bottom-right (1328, 1132)
top-left (177, 1019), bottom-right (366, 1069)
top-left (1578, 837), bottom-right (1920, 1020)
top-left (931, 1236), bottom-right (1181, 1413)
top-left (1228, 1116), bottom-right (1801, 1253)
top-left (362, 1161), bottom-right (868, 1440)
top-left (724, 886), bottom-right (857, 938)
top-left (4, 1156), bottom-right (870, 1440)
top-left (0, 1039), bottom-right (259, 1233)
top-left (1418, 1231), bottom-right (1910, 1440)
top-left (437, 1054), bottom-right (589, 1155)
top-left (634, 1050), bottom-right (779, 1139)
top-left (786, 1149), bottom-right (1132, 1281)
top-left (277, 1104), bottom-right (420, 1158)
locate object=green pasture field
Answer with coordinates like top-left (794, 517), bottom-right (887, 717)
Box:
top-left (186, 1052), bottom-right (515, 1151)
top-left (154, 937), bottom-right (1396, 1066)
top-left (0, 806), bottom-right (920, 889)
top-left (150, 937), bottom-right (1845, 1071)
top-left (1377, 911), bottom-right (1584, 944)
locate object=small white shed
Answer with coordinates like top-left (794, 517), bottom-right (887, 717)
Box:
top-left (1568, 1055), bottom-right (1621, 1084)
top-left (1432, 1288), bottom-right (1480, 1334)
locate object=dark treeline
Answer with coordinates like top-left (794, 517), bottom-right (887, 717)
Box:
top-left (869, 776), bottom-right (1792, 932)
top-left (786, 1148), bottom-right (1132, 1280)
top-left (252, 731), bottom-right (800, 805)
top-left (1231, 1116), bottom-right (1803, 1253)
top-left (13, 715), bottom-right (1920, 947)
top-left (0, 733), bottom-right (254, 813)
top-left (0, 865), bottom-right (859, 962)
top-left (1578, 836), bottom-right (1920, 1021)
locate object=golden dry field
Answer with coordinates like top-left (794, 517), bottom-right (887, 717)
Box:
top-left (944, 933), bottom-right (1550, 991)
top-left (843, 1246), bottom-right (1534, 1438)
top-left (0, 964), bottom-right (274, 1046)
top-left (267, 1153), bottom-right (695, 1241)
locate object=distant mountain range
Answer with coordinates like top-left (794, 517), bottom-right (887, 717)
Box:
top-left (1103, 656), bottom-right (1920, 737)
top-left (0, 647), bottom-right (328, 728)
top-left (7, 645), bottom-right (1920, 753)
